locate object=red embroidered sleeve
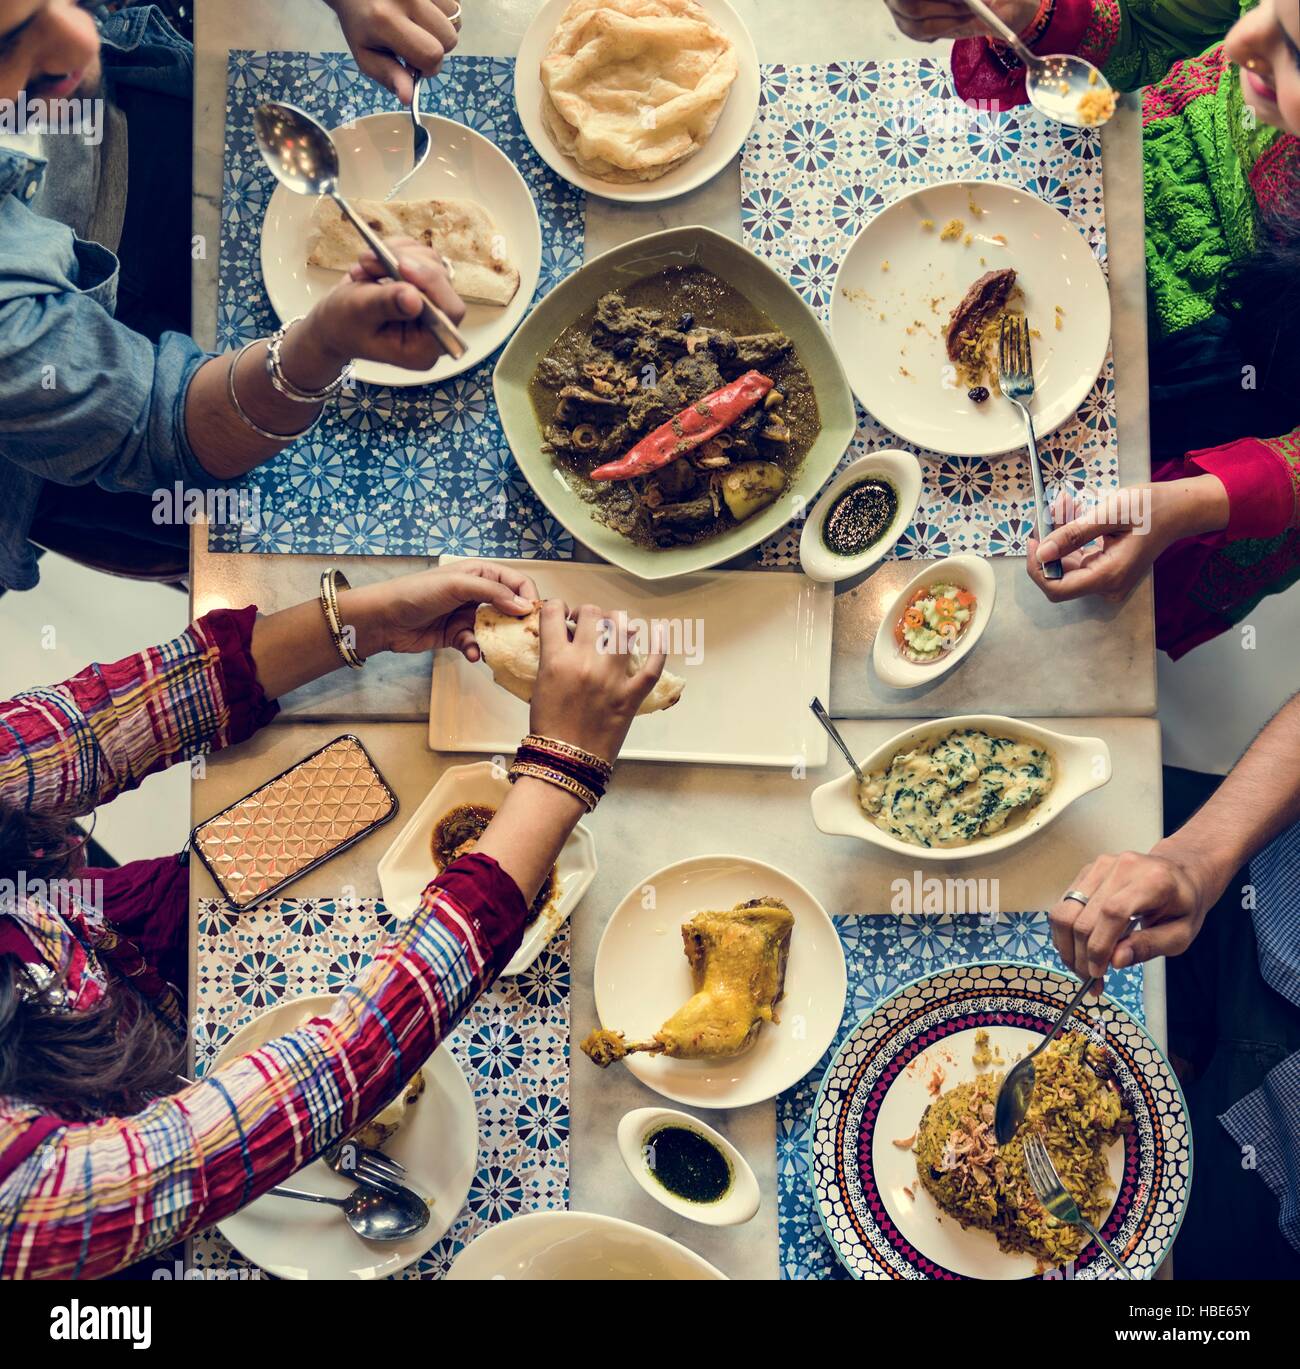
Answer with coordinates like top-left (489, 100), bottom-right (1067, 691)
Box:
top-left (1186, 431), bottom-right (1300, 541)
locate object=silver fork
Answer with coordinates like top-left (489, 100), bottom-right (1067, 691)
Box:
top-left (1021, 1131), bottom-right (1135, 1279)
top-left (998, 313), bottom-right (1062, 582)
top-left (328, 1142), bottom-right (407, 1195)
top-left (385, 74), bottom-right (430, 202)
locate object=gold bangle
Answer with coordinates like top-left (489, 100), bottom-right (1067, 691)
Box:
top-left (319, 569), bottom-right (365, 669)
top-left (509, 760), bottom-right (599, 813)
top-left (520, 734), bottom-right (614, 781)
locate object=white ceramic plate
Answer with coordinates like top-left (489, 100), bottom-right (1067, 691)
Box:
top-left (428, 558), bottom-right (834, 768)
top-left (375, 760), bottom-right (596, 975)
top-left (810, 714), bottom-right (1111, 862)
top-left (259, 112), bottom-right (541, 387)
top-left (590, 855), bottom-right (847, 1109)
top-left (872, 553), bottom-right (996, 689)
top-left (514, 0), bottom-right (760, 203)
top-left (446, 1210), bottom-right (726, 1279)
top-left (211, 994), bottom-right (477, 1280)
top-left (830, 180), bottom-right (1110, 456)
top-left (799, 450), bottom-right (923, 584)
top-left (812, 964), bottom-right (1192, 1280)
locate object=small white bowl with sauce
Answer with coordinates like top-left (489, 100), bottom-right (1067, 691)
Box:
top-left (873, 554), bottom-right (996, 689)
top-left (616, 1107), bottom-right (760, 1227)
top-left (799, 450), bottom-right (922, 584)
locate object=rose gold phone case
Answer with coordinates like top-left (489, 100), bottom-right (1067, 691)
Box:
top-left (191, 734), bottom-right (398, 912)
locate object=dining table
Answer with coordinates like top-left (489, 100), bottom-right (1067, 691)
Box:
top-left (187, 0), bottom-right (1167, 1280)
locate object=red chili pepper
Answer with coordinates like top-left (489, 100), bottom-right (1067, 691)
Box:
top-left (588, 370), bottom-right (775, 482)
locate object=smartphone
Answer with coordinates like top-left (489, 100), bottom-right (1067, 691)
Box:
top-left (191, 734), bottom-right (398, 912)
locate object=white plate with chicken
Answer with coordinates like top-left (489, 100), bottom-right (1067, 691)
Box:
top-left (583, 855), bottom-right (847, 1108)
top-left (830, 180), bottom-right (1111, 457)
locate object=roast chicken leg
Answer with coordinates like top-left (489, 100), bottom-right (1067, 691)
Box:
top-left (582, 898), bottom-right (795, 1067)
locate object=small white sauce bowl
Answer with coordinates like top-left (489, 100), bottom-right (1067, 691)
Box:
top-left (616, 1107), bottom-right (760, 1227)
top-left (799, 450), bottom-right (923, 584)
top-left (872, 554), bottom-right (996, 689)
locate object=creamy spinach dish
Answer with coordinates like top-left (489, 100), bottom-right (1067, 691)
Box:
top-left (857, 729), bottom-right (1054, 848)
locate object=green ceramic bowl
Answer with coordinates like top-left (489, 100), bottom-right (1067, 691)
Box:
top-left (492, 225), bottom-right (857, 581)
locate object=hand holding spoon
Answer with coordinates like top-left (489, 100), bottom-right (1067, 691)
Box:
top-left (252, 100), bottom-right (468, 360)
top-left (960, 0), bottom-right (1116, 128)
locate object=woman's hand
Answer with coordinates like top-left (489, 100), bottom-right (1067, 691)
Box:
top-left (1027, 476), bottom-right (1229, 604)
top-left (529, 600), bottom-right (667, 763)
top-left (284, 239), bottom-right (466, 381)
top-left (325, 0), bottom-right (462, 101)
top-left (884, 0), bottom-right (1039, 41)
top-left (1048, 837), bottom-right (1228, 986)
top-left (344, 561), bottom-right (540, 660)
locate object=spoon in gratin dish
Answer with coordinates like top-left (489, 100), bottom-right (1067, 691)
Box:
top-left (960, 0), bottom-right (1118, 129)
top-left (994, 915), bottom-right (1142, 1146)
top-left (809, 697), bottom-right (866, 785)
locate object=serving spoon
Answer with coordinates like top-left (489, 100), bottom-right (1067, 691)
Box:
top-left (960, 0), bottom-right (1116, 129)
top-left (252, 100), bottom-right (467, 360)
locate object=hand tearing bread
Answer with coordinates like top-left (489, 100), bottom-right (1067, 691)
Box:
top-left (475, 602), bottom-right (685, 715)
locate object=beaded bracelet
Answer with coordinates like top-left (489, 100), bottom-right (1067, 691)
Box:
top-left (509, 760), bottom-right (601, 813)
top-left (520, 734), bottom-right (614, 782)
top-left (514, 744), bottom-right (609, 797)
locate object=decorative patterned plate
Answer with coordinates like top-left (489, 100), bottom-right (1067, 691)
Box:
top-left (810, 963), bottom-right (1191, 1280)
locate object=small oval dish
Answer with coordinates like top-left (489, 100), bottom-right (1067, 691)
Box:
top-left (873, 554), bottom-right (996, 689)
top-left (810, 714), bottom-right (1111, 862)
top-left (617, 1107), bottom-right (760, 1227)
top-left (377, 760), bottom-right (595, 975)
top-left (799, 450), bottom-right (922, 584)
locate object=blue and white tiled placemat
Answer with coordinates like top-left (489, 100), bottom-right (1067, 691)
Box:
top-left (189, 896), bottom-right (569, 1279)
top-left (778, 913), bottom-right (1144, 1281)
top-left (208, 52), bottom-right (583, 560)
top-left (742, 60), bottom-right (1120, 566)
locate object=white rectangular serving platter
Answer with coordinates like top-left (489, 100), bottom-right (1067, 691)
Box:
top-left (429, 559), bottom-right (833, 768)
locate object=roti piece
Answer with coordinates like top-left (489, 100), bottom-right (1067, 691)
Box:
top-left (540, 0), bottom-right (737, 184)
top-left (305, 196), bottom-right (520, 306)
top-left (475, 603), bottom-right (685, 715)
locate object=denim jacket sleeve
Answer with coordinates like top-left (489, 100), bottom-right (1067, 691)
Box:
top-left (0, 192), bottom-right (211, 493)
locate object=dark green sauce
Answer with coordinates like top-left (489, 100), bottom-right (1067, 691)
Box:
top-left (644, 1125), bottom-right (732, 1204)
top-left (822, 477), bottom-right (898, 557)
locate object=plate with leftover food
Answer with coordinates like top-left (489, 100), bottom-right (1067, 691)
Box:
top-left (447, 1210), bottom-right (726, 1279)
top-left (810, 714), bottom-right (1110, 860)
top-left (427, 557), bottom-right (834, 767)
top-left (375, 760), bottom-right (597, 974)
top-left (260, 112), bottom-right (541, 386)
top-left (515, 0), bottom-right (760, 203)
top-left (492, 224), bottom-right (856, 579)
top-left (799, 449), bottom-right (923, 584)
top-left (584, 854), bottom-right (847, 1108)
top-left (830, 180), bottom-right (1110, 456)
top-left (810, 963), bottom-right (1191, 1279)
top-left (872, 553), bottom-right (996, 689)
top-left (210, 993), bottom-right (477, 1279)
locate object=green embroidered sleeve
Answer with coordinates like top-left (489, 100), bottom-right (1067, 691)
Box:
top-left (1092, 0), bottom-right (1250, 91)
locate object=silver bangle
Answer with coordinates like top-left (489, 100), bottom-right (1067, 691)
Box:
top-left (266, 317), bottom-right (349, 404)
top-left (227, 340), bottom-right (322, 442)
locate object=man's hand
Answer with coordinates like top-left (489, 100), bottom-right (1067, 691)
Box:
top-left (883, 0), bottom-right (1039, 42)
top-left (1048, 838), bottom-right (1230, 985)
top-left (326, 0), bottom-right (462, 102)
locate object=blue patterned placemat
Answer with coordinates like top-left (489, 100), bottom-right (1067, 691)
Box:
top-left (742, 61), bottom-right (1119, 566)
top-left (778, 913), bottom-right (1144, 1280)
top-left (208, 51), bottom-right (582, 559)
top-left (190, 896), bottom-right (568, 1279)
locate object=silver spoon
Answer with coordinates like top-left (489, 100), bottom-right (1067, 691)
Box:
top-left (960, 0), bottom-right (1116, 129)
top-left (809, 697), bottom-right (865, 785)
top-left (993, 915), bottom-right (1141, 1145)
top-left (267, 1181), bottom-right (431, 1241)
top-left (252, 100), bottom-right (467, 360)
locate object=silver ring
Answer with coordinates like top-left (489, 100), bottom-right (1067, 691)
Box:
top-left (439, 252), bottom-right (456, 282)
top-left (1062, 889), bottom-right (1090, 907)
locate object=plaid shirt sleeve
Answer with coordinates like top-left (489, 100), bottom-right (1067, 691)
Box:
top-left (0, 606), bottom-right (276, 820)
top-left (0, 853), bottom-right (528, 1279)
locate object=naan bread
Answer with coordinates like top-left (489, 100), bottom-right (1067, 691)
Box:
top-left (475, 603), bottom-right (685, 715)
top-left (540, 0), bottom-right (737, 183)
top-left (305, 197), bottom-right (520, 306)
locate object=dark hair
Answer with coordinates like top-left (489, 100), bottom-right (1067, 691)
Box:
top-left (0, 808), bottom-right (184, 1121)
top-left (1218, 180), bottom-right (1300, 403)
